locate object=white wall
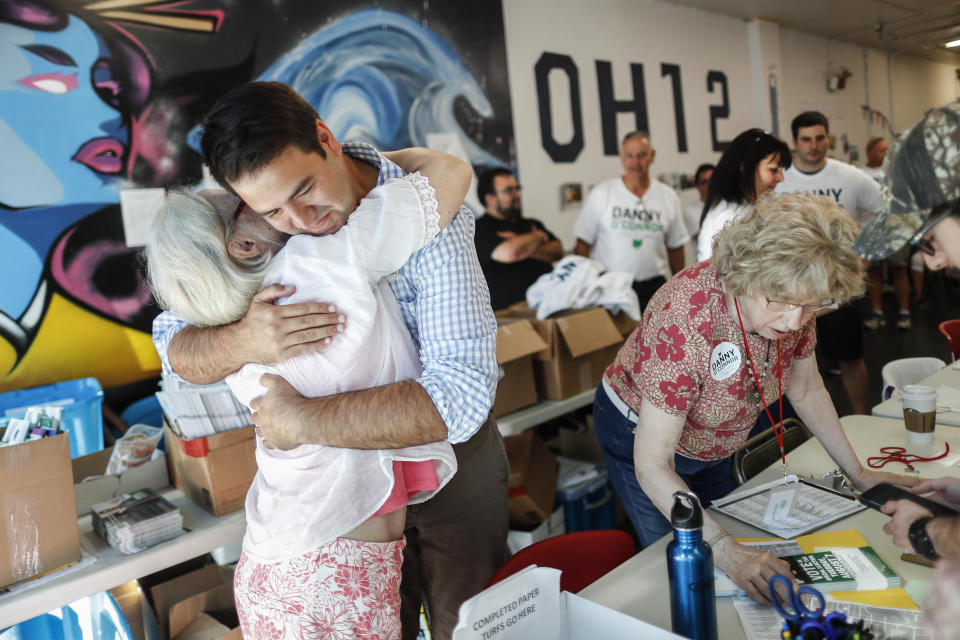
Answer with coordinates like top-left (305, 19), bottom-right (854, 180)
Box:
top-left (502, 0), bottom-right (960, 250)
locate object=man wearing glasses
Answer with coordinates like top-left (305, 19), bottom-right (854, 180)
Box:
top-left (681, 163), bottom-right (714, 265)
top-left (573, 131), bottom-right (689, 312)
top-left (474, 168), bottom-right (564, 310)
top-left (683, 163), bottom-right (714, 243)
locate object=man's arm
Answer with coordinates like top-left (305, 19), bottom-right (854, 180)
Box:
top-left (168, 285), bottom-right (346, 384)
top-left (252, 375), bottom-right (447, 449)
top-left (667, 246), bottom-right (685, 274)
top-left (490, 226), bottom-right (563, 264)
top-left (574, 239), bottom-right (592, 257)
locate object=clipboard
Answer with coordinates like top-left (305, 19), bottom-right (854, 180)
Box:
top-left (710, 475), bottom-right (866, 539)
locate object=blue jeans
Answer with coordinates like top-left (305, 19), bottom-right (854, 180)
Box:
top-left (592, 385), bottom-right (739, 548)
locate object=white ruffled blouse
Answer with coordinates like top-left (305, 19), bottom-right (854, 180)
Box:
top-left (226, 173), bottom-right (457, 562)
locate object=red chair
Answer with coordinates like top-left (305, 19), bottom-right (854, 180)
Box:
top-left (485, 530), bottom-right (636, 593)
top-left (939, 320), bottom-right (960, 361)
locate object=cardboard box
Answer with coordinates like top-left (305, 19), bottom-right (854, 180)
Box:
top-left (453, 566), bottom-right (683, 639)
top-left (109, 580), bottom-right (146, 640)
top-left (494, 319), bottom-right (549, 417)
top-left (610, 311), bottom-right (640, 339)
top-left (504, 430), bottom-right (558, 528)
top-left (0, 432), bottom-right (81, 589)
top-left (507, 507), bottom-right (565, 554)
top-left (150, 564), bottom-right (239, 640)
top-left (163, 422), bottom-right (256, 516)
top-left (498, 304), bottom-right (624, 400)
top-left (71, 446), bottom-right (170, 516)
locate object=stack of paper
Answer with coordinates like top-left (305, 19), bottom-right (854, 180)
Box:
top-left (155, 374), bottom-right (251, 438)
top-left (91, 489), bottom-right (184, 555)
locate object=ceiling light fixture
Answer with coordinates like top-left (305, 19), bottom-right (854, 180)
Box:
top-left (946, 39), bottom-right (960, 48)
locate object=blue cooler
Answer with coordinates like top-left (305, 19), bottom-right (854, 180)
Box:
top-left (556, 469), bottom-right (616, 533)
top-left (0, 377), bottom-right (104, 458)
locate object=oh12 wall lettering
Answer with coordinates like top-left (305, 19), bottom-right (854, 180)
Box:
top-left (534, 52), bottom-right (732, 162)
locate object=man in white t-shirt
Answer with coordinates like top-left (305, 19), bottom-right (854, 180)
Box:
top-left (573, 131), bottom-right (689, 311)
top-left (776, 111), bottom-right (881, 415)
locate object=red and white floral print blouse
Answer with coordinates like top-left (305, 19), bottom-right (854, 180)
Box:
top-left (603, 261), bottom-right (817, 461)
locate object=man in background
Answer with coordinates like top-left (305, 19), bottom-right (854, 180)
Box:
top-left (473, 168), bottom-right (564, 310)
top-left (861, 136), bottom-right (888, 181)
top-left (573, 131), bottom-right (688, 311)
top-left (683, 163), bottom-right (714, 241)
top-left (776, 111), bottom-right (883, 414)
top-left (681, 163), bottom-right (713, 265)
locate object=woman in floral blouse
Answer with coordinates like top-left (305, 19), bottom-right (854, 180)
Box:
top-left (594, 193), bottom-right (918, 604)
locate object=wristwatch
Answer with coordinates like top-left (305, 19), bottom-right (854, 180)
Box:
top-left (908, 517), bottom-right (939, 560)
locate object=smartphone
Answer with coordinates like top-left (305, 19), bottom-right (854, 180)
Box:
top-left (859, 482), bottom-right (959, 517)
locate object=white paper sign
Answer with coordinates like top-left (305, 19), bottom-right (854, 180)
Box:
top-left (453, 566), bottom-right (685, 640)
top-left (119, 187), bottom-right (165, 247)
top-left (710, 341), bottom-right (742, 381)
top-left (453, 566), bottom-right (562, 640)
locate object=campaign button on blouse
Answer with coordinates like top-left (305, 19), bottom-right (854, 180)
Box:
top-left (709, 341), bottom-right (741, 381)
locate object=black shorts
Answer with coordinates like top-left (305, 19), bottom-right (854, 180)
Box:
top-left (816, 304), bottom-right (863, 361)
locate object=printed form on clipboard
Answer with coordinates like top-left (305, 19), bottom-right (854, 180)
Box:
top-left (710, 475), bottom-right (865, 539)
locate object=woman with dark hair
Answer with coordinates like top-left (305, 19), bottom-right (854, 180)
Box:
top-left (697, 129), bottom-right (792, 261)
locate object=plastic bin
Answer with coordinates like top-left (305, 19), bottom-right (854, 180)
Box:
top-left (556, 471), bottom-right (616, 533)
top-left (0, 378), bottom-right (104, 459)
top-left (0, 590), bottom-right (133, 639)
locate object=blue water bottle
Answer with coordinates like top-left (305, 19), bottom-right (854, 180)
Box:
top-left (666, 490), bottom-right (718, 640)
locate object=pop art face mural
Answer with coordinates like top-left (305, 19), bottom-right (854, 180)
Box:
top-left (0, 14), bottom-right (126, 209)
top-left (0, 1), bottom-right (514, 393)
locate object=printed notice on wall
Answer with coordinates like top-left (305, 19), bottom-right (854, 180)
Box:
top-left (120, 187), bottom-right (165, 248)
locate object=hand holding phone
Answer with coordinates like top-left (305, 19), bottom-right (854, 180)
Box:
top-left (859, 482), bottom-right (960, 517)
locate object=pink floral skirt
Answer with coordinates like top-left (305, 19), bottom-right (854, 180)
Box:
top-left (234, 537), bottom-right (405, 640)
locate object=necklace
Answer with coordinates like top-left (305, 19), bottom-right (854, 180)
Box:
top-left (733, 297), bottom-right (787, 467)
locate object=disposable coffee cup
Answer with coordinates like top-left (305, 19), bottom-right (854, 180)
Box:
top-left (901, 384), bottom-right (937, 445)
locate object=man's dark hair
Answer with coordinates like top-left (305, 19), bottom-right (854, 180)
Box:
top-left (200, 82), bottom-right (326, 193)
top-left (693, 163), bottom-right (715, 186)
top-left (790, 111), bottom-right (830, 140)
top-left (702, 128), bottom-right (791, 224)
top-left (477, 168), bottom-right (515, 205)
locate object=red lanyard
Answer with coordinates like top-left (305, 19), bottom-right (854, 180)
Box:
top-left (867, 444), bottom-right (950, 471)
top-left (733, 297), bottom-right (785, 464)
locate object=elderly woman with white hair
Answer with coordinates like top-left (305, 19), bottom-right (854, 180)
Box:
top-left (593, 193), bottom-right (919, 605)
top-left (146, 151), bottom-right (470, 639)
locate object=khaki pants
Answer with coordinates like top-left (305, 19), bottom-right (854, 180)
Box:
top-left (399, 414), bottom-right (510, 640)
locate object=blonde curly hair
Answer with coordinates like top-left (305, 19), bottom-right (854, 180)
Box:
top-left (712, 192), bottom-right (865, 303)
